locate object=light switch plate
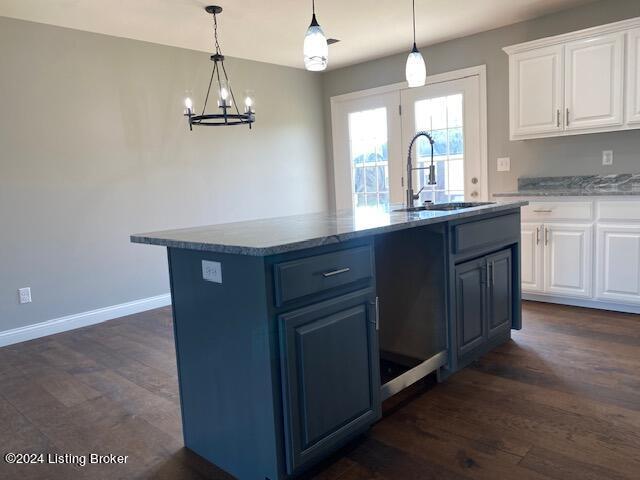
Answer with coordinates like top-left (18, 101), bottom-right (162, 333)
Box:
top-left (202, 260), bottom-right (222, 284)
top-left (602, 150), bottom-right (613, 166)
top-left (497, 157), bottom-right (511, 172)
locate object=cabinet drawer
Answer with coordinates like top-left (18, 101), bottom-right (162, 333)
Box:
top-left (597, 200), bottom-right (640, 221)
top-left (454, 214), bottom-right (520, 254)
top-left (521, 201), bottom-right (593, 221)
top-left (274, 246), bottom-right (373, 306)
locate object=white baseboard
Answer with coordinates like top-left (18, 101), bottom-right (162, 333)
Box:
top-left (0, 293), bottom-right (172, 348)
top-left (523, 293), bottom-right (640, 315)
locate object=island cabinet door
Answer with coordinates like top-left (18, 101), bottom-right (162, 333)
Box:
top-left (455, 258), bottom-right (487, 357)
top-left (486, 250), bottom-right (513, 338)
top-left (278, 289), bottom-right (381, 475)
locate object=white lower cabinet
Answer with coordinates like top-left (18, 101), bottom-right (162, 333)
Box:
top-left (521, 222), bottom-right (592, 298)
top-left (514, 197), bottom-right (640, 313)
top-left (544, 223), bottom-right (592, 298)
top-left (596, 224), bottom-right (640, 304)
top-left (521, 223), bottom-right (544, 292)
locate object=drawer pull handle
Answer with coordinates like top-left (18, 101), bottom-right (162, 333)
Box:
top-left (322, 267), bottom-right (351, 277)
top-left (533, 209), bottom-right (553, 213)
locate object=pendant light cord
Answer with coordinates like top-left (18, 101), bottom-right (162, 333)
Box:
top-left (412, 0), bottom-right (416, 46)
top-left (312, 0), bottom-right (315, 15)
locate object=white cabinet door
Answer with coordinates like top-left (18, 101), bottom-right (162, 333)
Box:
top-left (596, 225), bottom-right (640, 304)
top-left (509, 45), bottom-right (564, 138)
top-left (564, 33), bottom-right (624, 130)
top-left (544, 224), bottom-right (593, 298)
top-left (626, 28), bottom-right (640, 125)
top-left (521, 223), bottom-right (544, 293)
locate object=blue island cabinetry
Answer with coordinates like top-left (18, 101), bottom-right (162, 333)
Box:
top-left (132, 202), bottom-right (526, 479)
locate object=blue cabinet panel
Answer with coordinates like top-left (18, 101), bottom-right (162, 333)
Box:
top-left (487, 249), bottom-right (513, 338)
top-left (455, 258), bottom-right (487, 356)
top-left (279, 288), bottom-right (380, 474)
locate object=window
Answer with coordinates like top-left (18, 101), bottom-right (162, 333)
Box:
top-left (414, 94), bottom-right (465, 204)
top-left (348, 108), bottom-right (389, 209)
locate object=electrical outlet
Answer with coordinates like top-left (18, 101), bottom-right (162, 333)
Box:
top-left (602, 150), bottom-right (613, 166)
top-left (497, 157), bottom-right (511, 172)
top-left (202, 260), bottom-right (222, 284)
top-left (18, 287), bottom-right (32, 304)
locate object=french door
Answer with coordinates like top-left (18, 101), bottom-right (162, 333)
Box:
top-left (331, 69), bottom-right (486, 210)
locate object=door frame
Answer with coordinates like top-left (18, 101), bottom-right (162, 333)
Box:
top-left (330, 65), bottom-right (489, 208)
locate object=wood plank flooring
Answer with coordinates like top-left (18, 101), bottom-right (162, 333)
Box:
top-left (0, 301), bottom-right (638, 479)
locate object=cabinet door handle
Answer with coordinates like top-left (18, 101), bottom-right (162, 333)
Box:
top-left (533, 209), bottom-right (553, 213)
top-left (322, 267), bottom-right (350, 277)
top-left (491, 261), bottom-right (495, 286)
top-left (545, 227), bottom-right (549, 246)
top-left (566, 108), bottom-right (570, 127)
top-left (556, 109), bottom-right (560, 127)
top-left (535, 227), bottom-right (540, 245)
top-left (374, 296), bottom-right (379, 331)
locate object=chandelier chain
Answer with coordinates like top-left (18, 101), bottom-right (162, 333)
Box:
top-left (213, 12), bottom-right (222, 55)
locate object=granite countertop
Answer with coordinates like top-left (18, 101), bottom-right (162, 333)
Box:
top-left (130, 201), bottom-right (527, 256)
top-left (494, 173), bottom-right (640, 197)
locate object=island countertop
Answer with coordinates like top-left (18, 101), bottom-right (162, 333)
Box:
top-left (130, 201), bottom-right (527, 256)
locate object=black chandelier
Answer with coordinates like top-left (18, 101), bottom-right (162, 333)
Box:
top-left (184, 6), bottom-right (255, 130)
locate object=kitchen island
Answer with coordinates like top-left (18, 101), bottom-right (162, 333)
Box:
top-left (131, 201), bottom-right (527, 480)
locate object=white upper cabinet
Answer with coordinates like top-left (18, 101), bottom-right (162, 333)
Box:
top-left (626, 28), bottom-right (640, 124)
top-left (504, 17), bottom-right (640, 140)
top-left (564, 33), bottom-right (624, 130)
top-left (509, 46), bottom-right (563, 137)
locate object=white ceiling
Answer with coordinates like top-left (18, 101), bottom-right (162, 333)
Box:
top-left (0, 0), bottom-right (597, 70)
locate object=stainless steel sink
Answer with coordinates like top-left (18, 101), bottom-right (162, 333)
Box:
top-left (395, 202), bottom-right (495, 213)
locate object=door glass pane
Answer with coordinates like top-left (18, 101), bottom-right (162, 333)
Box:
top-left (414, 94), bottom-right (465, 204)
top-left (348, 108), bottom-right (389, 209)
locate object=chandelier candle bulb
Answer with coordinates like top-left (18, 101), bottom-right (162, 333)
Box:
top-left (184, 97), bottom-right (193, 114)
top-left (244, 91), bottom-right (255, 114)
top-left (218, 82), bottom-right (232, 108)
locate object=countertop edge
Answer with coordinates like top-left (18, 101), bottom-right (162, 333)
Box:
top-left (494, 191), bottom-right (640, 197)
top-left (130, 202), bottom-right (528, 256)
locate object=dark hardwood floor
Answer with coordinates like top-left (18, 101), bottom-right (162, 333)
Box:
top-left (1, 301), bottom-right (638, 479)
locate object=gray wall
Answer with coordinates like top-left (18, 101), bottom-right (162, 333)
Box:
top-left (0, 17), bottom-right (327, 331)
top-left (322, 0), bottom-right (640, 209)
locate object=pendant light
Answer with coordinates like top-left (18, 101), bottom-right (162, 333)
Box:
top-left (304, 0), bottom-right (328, 71)
top-left (405, 0), bottom-right (426, 87)
top-left (183, 6), bottom-right (255, 130)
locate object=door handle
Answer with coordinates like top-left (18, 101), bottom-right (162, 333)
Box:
top-left (556, 109), bottom-right (560, 127)
top-left (545, 227), bottom-right (549, 246)
top-left (491, 261), bottom-right (495, 286)
top-left (322, 267), bottom-right (350, 277)
top-left (566, 108), bottom-right (570, 127)
top-left (535, 226), bottom-right (540, 245)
